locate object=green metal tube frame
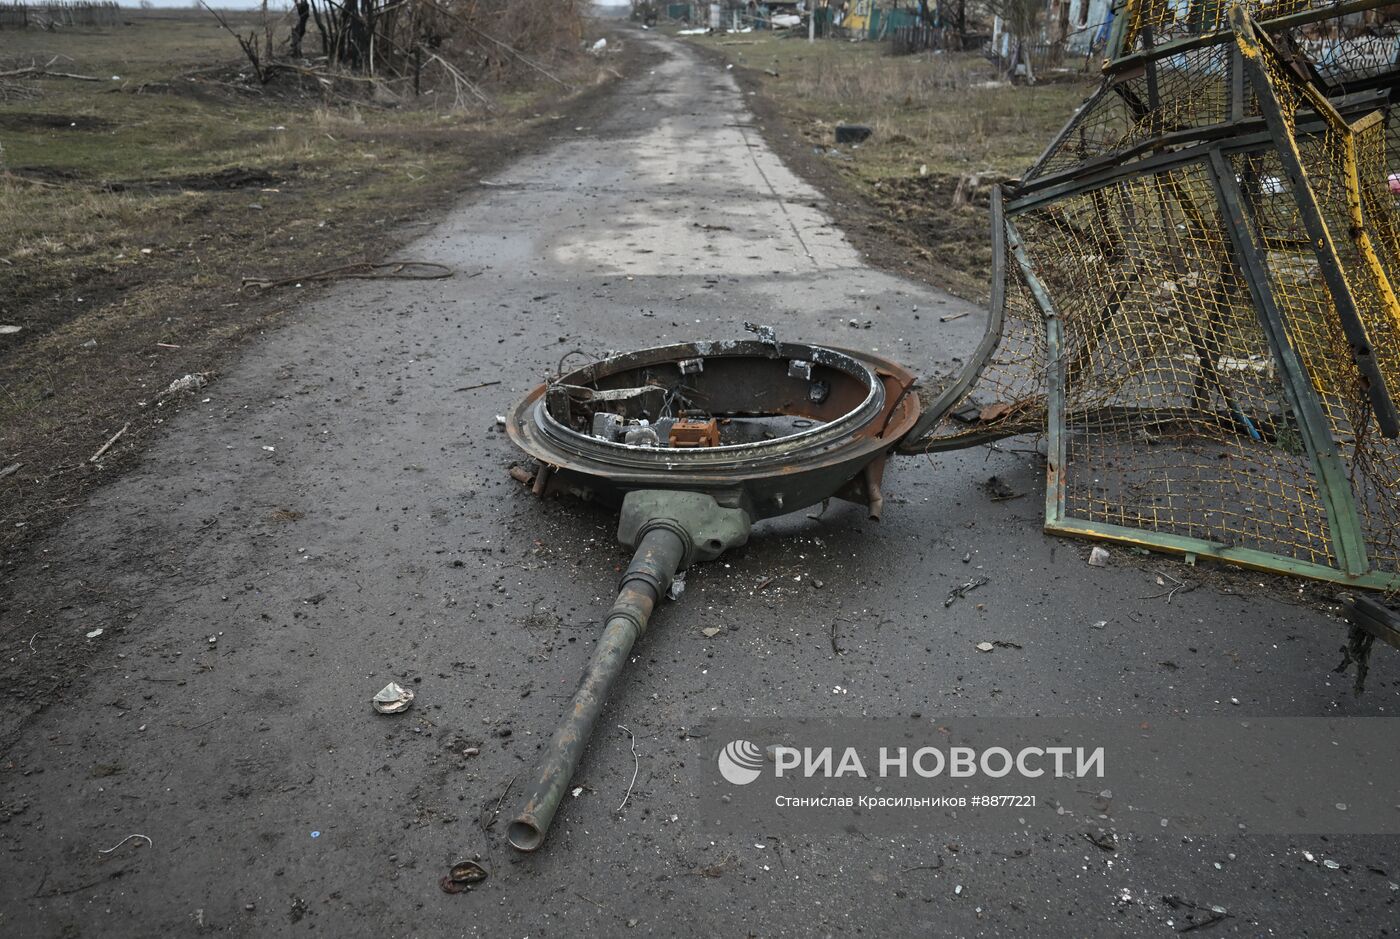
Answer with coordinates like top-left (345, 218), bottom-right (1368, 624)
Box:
top-left (1003, 146), bottom-right (1400, 590)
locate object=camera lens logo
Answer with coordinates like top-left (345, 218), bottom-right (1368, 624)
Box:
top-left (717, 740), bottom-right (765, 785)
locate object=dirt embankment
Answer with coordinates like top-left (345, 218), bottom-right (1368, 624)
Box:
top-left (0, 22), bottom-right (659, 566)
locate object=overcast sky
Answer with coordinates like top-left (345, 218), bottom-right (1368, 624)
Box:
top-left (135, 0), bottom-right (630, 7)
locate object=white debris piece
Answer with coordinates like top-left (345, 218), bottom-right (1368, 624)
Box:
top-left (372, 681), bottom-right (415, 714)
top-left (165, 373), bottom-right (208, 395)
top-left (590, 38), bottom-right (607, 54)
top-left (1088, 546), bottom-right (1111, 567)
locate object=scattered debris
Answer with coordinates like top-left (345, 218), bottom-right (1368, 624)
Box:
top-left (0, 325), bottom-right (20, 335)
top-left (1143, 569), bottom-right (1189, 602)
top-left (975, 641), bottom-right (995, 653)
top-left (701, 626), bottom-right (721, 638)
top-left (454, 379), bottom-right (501, 393)
top-left (615, 724), bottom-right (639, 813)
top-left (371, 682), bottom-right (414, 714)
top-left (85, 628), bottom-right (103, 639)
top-left (440, 858), bottom-right (489, 892)
top-left (479, 772), bottom-right (519, 831)
top-left (945, 576), bottom-right (989, 607)
top-left (1083, 831), bottom-right (1116, 852)
top-left (1161, 895), bottom-right (1232, 932)
top-left (88, 423), bottom-right (130, 463)
top-left (981, 475), bottom-right (1022, 501)
top-left (163, 373), bottom-right (208, 397)
top-left (834, 123), bottom-right (872, 144)
top-left (589, 38), bottom-right (608, 55)
top-left (1092, 620), bottom-right (1107, 629)
top-left (240, 260), bottom-right (453, 292)
top-left (97, 833), bottom-right (151, 854)
top-left (939, 311), bottom-right (969, 323)
top-left (1088, 546), bottom-right (1110, 567)
top-left (1336, 596), bottom-right (1400, 695)
top-left (668, 571), bottom-right (687, 600)
top-left (0, 463), bottom-right (21, 479)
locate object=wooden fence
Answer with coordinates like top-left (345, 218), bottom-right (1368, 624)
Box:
top-left (0, 1), bottom-right (121, 29)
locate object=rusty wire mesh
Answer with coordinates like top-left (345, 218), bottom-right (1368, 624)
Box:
top-left (907, 2), bottom-right (1400, 589)
top-left (1113, 0), bottom-right (1362, 60)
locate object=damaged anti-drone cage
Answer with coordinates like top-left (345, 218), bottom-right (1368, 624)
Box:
top-left (916, 0), bottom-right (1400, 592)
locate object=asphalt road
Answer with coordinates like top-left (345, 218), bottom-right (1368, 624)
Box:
top-left (2, 31), bottom-right (1397, 938)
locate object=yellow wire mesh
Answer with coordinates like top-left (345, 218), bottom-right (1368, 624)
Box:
top-left (914, 3), bottom-right (1400, 588)
top-left (1239, 26), bottom-right (1400, 570)
top-left (1118, 0), bottom-right (1342, 59)
top-left (1018, 163), bottom-right (1338, 564)
top-left (1026, 41), bottom-right (1240, 184)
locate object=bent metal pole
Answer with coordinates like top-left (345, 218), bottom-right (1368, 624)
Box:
top-left (507, 526), bottom-right (686, 851)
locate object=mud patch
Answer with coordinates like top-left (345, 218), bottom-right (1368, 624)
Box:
top-left (865, 172), bottom-right (1005, 300)
top-left (0, 112), bottom-right (115, 132)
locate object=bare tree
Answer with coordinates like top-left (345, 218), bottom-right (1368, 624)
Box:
top-left (983, 0), bottom-right (1043, 84)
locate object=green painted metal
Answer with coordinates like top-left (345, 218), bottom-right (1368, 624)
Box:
top-left (1004, 216), bottom-right (1066, 526)
top-left (1206, 147), bottom-right (1371, 577)
top-left (1103, 0), bottom-right (1130, 63)
top-left (1046, 517), bottom-right (1400, 591)
top-left (1004, 143), bottom-right (1388, 587)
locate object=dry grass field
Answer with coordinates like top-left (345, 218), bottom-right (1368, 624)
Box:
top-left (0, 8), bottom-right (632, 557)
top-left (682, 30), bottom-right (1095, 299)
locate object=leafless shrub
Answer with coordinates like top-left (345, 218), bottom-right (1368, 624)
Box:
top-left (202, 0), bottom-right (586, 104)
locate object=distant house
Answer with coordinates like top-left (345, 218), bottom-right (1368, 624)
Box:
top-left (991, 0), bottom-right (1115, 60)
top-left (833, 1), bottom-right (925, 38)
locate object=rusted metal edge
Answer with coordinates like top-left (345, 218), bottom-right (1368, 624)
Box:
top-left (895, 187), bottom-right (1009, 454)
top-left (1346, 596), bottom-right (1400, 651)
top-left (1106, 0), bottom-right (1383, 70)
